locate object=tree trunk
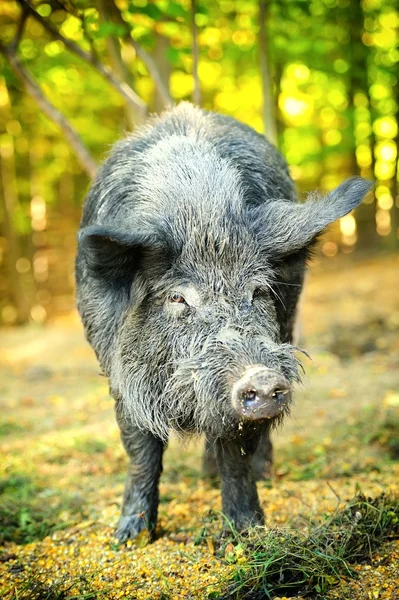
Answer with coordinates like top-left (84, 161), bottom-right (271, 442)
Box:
top-left (259, 0), bottom-right (277, 146)
top-left (97, 0), bottom-right (144, 129)
top-left (191, 0), bottom-right (201, 106)
top-left (152, 34), bottom-right (171, 113)
top-left (0, 137), bottom-right (31, 324)
top-left (347, 0), bottom-right (377, 250)
top-left (387, 128), bottom-right (399, 250)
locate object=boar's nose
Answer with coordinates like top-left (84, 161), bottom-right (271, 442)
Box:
top-left (232, 366), bottom-right (291, 420)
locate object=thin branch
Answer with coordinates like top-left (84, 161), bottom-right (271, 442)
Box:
top-left (259, 0), bottom-right (277, 146)
top-left (0, 42), bottom-right (97, 178)
top-left (10, 5), bottom-right (29, 51)
top-left (108, 0), bottom-right (173, 109)
top-left (16, 0), bottom-right (147, 120)
top-left (191, 0), bottom-right (201, 105)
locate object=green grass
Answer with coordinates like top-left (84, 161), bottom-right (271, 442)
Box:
top-left (46, 436), bottom-right (109, 465)
top-left (0, 475), bottom-right (86, 544)
top-left (73, 438), bottom-right (108, 455)
top-left (1, 572), bottom-right (111, 600)
top-left (211, 492), bottom-right (399, 599)
top-left (0, 421), bottom-right (24, 438)
top-left (365, 406), bottom-right (399, 460)
top-left (276, 404), bottom-right (399, 482)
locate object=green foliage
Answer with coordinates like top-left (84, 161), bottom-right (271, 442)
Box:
top-left (0, 0), bottom-right (398, 324)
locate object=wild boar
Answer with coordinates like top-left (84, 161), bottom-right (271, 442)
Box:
top-left (75, 103), bottom-right (371, 540)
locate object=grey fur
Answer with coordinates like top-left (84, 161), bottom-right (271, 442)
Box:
top-left (75, 103), bottom-right (372, 539)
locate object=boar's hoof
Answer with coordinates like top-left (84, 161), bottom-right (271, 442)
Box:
top-left (115, 514), bottom-right (153, 543)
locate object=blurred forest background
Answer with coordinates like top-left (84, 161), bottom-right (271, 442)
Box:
top-left (0, 0), bottom-right (398, 326)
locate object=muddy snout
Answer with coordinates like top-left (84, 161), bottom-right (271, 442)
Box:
top-left (232, 366), bottom-right (291, 420)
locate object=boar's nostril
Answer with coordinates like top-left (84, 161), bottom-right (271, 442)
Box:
top-left (272, 389), bottom-right (290, 404)
top-left (241, 389), bottom-right (258, 408)
top-left (232, 367), bottom-right (292, 420)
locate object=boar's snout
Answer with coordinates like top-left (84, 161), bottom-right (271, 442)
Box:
top-left (232, 366), bottom-right (291, 420)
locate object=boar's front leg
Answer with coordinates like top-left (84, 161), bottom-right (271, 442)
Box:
top-left (216, 433), bottom-right (264, 532)
top-left (203, 437), bottom-right (219, 479)
top-left (204, 430), bottom-right (273, 481)
top-left (251, 429), bottom-right (273, 481)
top-left (116, 409), bottom-right (165, 542)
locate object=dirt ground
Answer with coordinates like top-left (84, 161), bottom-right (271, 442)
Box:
top-left (0, 252), bottom-right (398, 599)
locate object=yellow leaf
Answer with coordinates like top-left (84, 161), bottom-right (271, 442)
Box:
top-left (206, 537), bottom-right (215, 555)
top-left (133, 529), bottom-right (150, 548)
top-left (384, 391), bottom-right (399, 407)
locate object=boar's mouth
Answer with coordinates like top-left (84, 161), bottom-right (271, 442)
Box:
top-left (155, 343), bottom-right (305, 439)
top-left (114, 331), bottom-right (305, 441)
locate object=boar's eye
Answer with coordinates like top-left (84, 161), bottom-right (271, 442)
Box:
top-left (252, 288), bottom-right (268, 300)
top-left (169, 292), bottom-right (188, 305)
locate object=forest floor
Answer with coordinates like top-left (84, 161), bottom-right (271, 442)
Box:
top-left (0, 252), bottom-right (398, 600)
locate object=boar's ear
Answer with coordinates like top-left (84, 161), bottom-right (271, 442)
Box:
top-left (252, 177), bottom-right (373, 256)
top-left (78, 225), bottom-right (159, 282)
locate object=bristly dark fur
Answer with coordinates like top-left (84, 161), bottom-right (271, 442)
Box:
top-left (75, 102), bottom-right (372, 540)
